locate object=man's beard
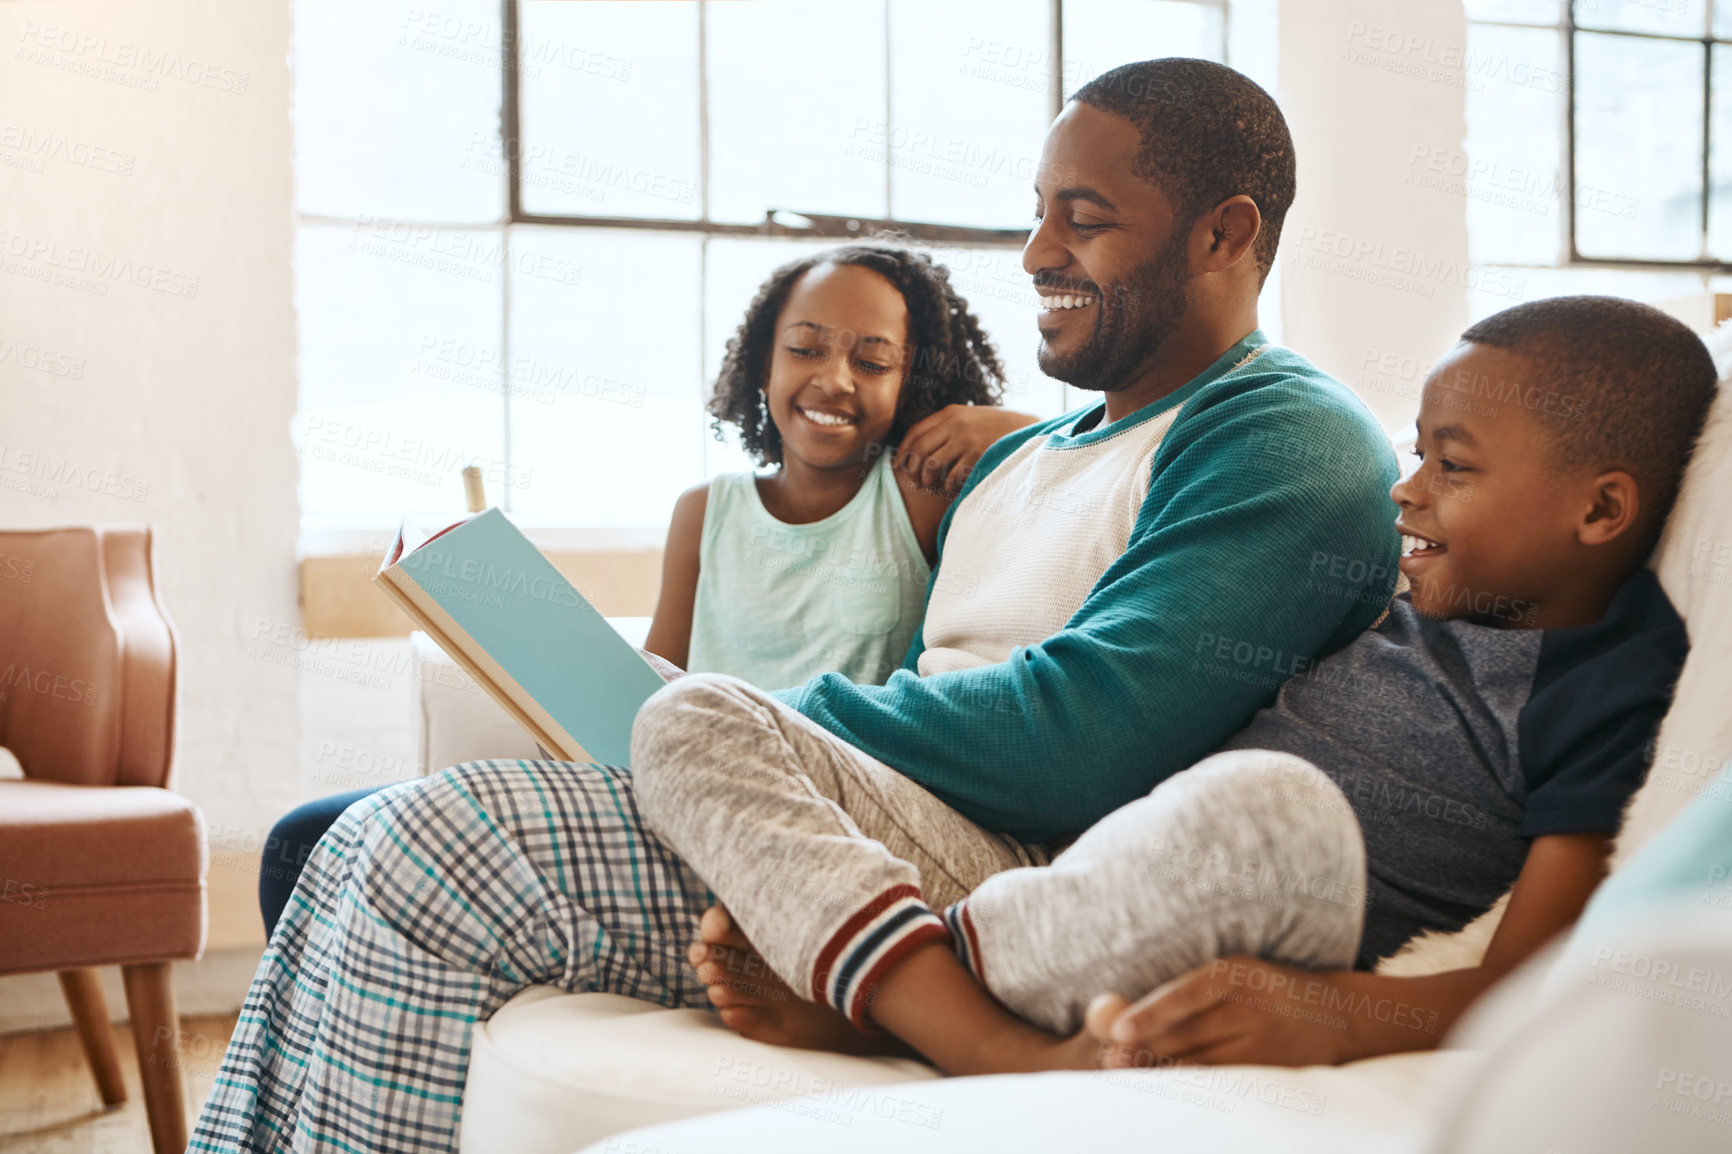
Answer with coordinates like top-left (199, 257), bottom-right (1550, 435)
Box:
top-left (1035, 230), bottom-right (1192, 392)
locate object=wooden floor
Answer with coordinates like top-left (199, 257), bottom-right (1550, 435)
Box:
top-left (0, 1014), bottom-right (238, 1153)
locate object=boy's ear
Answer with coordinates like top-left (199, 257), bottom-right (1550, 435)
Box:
top-left (1577, 469), bottom-right (1640, 547)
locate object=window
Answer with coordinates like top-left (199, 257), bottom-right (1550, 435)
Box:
top-left (1465, 0), bottom-right (1732, 267)
top-left (293, 0), bottom-right (1235, 539)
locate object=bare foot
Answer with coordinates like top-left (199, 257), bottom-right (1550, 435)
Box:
top-left (687, 905), bottom-right (911, 1057)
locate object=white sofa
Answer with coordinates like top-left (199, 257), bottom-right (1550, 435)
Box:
top-left (417, 365), bottom-right (1732, 1154)
top-left (574, 900), bottom-right (1732, 1153)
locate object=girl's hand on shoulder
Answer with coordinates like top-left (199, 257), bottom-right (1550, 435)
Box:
top-left (895, 405), bottom-right (1038, 494)
top-left (1085, 957), bottom-right (1353, 1069)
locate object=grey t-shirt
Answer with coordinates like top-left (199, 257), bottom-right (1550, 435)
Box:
top-left (1218, 568), bottom-right (1686, 968)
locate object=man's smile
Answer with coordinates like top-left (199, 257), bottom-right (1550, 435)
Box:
top-left (1036, 288), bottom-right (1098, 335)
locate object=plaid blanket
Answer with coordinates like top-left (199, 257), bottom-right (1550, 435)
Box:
top-left (189, 760), bottom-right (714, 1153)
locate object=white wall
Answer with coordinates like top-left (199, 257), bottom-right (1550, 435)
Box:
top-left (1277, 0), bottom-right (1471, 433)
top-left (0, 0), bottom-right (299, 1017)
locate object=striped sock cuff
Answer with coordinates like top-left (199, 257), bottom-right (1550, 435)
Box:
top-left (943, 898), bottom-right (986, 986)
top-left (812, 884), bottom-right (949, 1028)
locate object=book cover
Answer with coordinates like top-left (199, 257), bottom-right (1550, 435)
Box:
top-left (374, 508), bottom-right (666, 766)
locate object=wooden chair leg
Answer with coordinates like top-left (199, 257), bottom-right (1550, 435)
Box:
top-left (56, 968), bottom-right (127, 1107)
top-left (121, 962), bottom-right (187, 1154)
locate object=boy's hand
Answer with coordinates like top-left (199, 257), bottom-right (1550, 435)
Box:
top-left (1085, 956), bottom-right (1351, 1069)
top-left (894, 405), bottom-right (1036, 493)
top-left (1082, 839), bottom-right (1613, 1071)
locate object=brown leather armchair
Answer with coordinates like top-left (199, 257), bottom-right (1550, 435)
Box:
top-left (0, 525), bottom-right (205, 1154)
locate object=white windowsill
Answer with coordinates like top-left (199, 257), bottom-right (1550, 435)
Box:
top-left (298, 524), bottom-right (668, 558)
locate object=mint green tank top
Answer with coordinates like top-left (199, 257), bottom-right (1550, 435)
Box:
top-left (687, 452), bottom-right (932, 691)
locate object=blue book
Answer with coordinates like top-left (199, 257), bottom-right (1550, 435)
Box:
top-left (374, 508), bottom-right (667, 766)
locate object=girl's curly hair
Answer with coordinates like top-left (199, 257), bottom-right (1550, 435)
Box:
top-left (708, 243), bottom-right (1006, 466)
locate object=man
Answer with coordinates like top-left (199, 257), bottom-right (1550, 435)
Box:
top-left (629, 55), bottom-right (1400, 1039)
top-left (191, 58), bottom-right (1398, 1154)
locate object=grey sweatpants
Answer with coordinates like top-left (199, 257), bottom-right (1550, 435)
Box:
top-left (633, 673), bottom-right (1367, 1034)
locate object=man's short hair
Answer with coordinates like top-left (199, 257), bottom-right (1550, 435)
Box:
top-left (1071, 58), bottom-right (1296, 281)
top-left (1460, 295), bottom-right (1718, 538)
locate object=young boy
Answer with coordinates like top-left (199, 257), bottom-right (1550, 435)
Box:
top-left (635, 296), bottom-right (1716, 1073)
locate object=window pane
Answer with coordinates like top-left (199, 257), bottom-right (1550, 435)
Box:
top-left (887, 0), bottom-right (1051, 227)
top-left (1461, 24), bottom-right (1567, 264)
top-left (1062, 0), bottom-right (1225, 99)
top-left (1574, 32), bottom-right (1704, 260)
top-left (707, 1), bottom-right (888, 223)
top-left (508, 229), bottom-right (703, 527)
top-left (1711, 45), bottom-right (1732, 257)
top-left (295, 225), bottom-right (505, 529)
top-left (1718, 0), bottom-right (1732, 38)
top-left (293, 0), bottom-right (503, 222)
top-left (517, 1), bottom-right (700, 219)
top-left (1576, 0), bottom-right (1708, 37)
top-left (1464, 0), bottom-right (1568, 23)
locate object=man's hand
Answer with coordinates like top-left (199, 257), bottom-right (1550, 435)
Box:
top-left (894, 405), bottom-right (1036, 494)
top-left (1085, 957), bottom-right (1354, 1069)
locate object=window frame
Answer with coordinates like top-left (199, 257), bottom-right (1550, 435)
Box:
top-left (1471, 1), bottom-right (1732, 270)
top-left (486, 0), bottom-right (1228, 513)
top-left (498, 0), bottom-right (1229, 245)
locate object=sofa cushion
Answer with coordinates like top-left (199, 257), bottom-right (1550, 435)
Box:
top-left (574, 1050), bottom-right (1480, 1154)
top-left (1431, 905), bottom-right (1732, 1153)
top-left (0, 779), bottom-right (206, 974)
top-left (1618, 345), bottom-right (1732, 859)
top-left (410, 630), bottom-right (540, 772)
top-left (1562, 763), bottom-right (1732, 960)
top-left (457, 987), bottom-right (940, 1154)
top-left (1417, 765), bottom-right (1732, 1151)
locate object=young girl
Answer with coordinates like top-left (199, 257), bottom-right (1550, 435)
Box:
top-left (255, 243), bottom-right (1034, 934)
top-left (645, 242), bottom-right (1033, 689)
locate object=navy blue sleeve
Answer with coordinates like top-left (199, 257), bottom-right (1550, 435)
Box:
top-left (1517, 569), bottom-right (1689, 837)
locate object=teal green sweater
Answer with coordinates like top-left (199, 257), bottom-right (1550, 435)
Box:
top-left (772, 334), bottom-right (1400, 843)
